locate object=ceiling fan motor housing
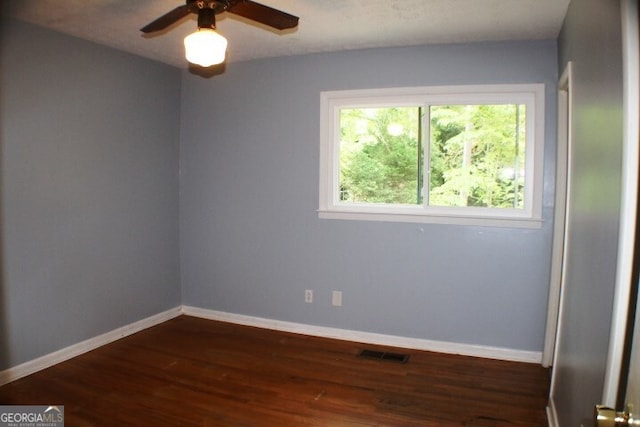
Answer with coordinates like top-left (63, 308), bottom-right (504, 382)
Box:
top-left (187, 0), bottom-right (232, 29)
top-left (186, 0), bottom-right (232, 15)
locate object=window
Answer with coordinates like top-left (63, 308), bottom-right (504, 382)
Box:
top-left (319, 84), bottom-right (545, 228)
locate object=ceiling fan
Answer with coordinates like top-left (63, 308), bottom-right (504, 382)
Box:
top-left (141, 0), bottom-right (299, 67)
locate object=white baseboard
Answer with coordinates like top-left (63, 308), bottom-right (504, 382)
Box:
top-left (182, 305), bottom-right (542, 364)
top-left (546, 397), bottom-right (559, 427)
top-left (0, 306), bottom-right (182, 386)
top-left (0, 305), bottom-right (542, 386)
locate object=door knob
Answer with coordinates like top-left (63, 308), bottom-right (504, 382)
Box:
top-left (595, 405), bottom-right (639, 426)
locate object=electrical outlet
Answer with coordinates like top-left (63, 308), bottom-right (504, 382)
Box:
top-left (332, 290), bottom-right (343, 307)
top-left (305, 289), bottom-right (313, 303)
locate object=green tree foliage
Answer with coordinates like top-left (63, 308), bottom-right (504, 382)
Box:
top-left (338, 104), bottom-right (526, 209)
top-left (429, 104), bottom-right (526, 208)
top-left (339, 107), bottom-right (421, 204)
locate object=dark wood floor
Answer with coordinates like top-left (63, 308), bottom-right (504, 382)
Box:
top-left (0, 316), bottom-right (549, 426)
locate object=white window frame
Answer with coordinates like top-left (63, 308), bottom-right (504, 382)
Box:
top-left (318, 84), bottom-right (545, 228)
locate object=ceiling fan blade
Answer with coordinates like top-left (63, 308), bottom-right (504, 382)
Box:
top-left (141, 5), bottom-right (190, 33)
top-left (228, 0), bottom-right (299, 30)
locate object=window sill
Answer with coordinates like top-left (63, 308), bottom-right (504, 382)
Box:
top-left (317, 209), bottom-right (543, 229)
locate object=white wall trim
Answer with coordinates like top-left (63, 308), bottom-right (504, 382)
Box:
top-left (0, 304), bottom-right (542, 387)
top-left (543, 61), bottom-right (573, 369)
top-left (183, 306), bottom-right (542, 364)
top-left (0, 306), bottom-right (182, 386)
top-left (546, 61), bottom-right (574, 424)
top-left (546, 398), bottom-right (560, 427)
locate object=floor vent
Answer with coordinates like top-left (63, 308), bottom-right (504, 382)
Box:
top-left (358, 349), bottom-right (410, 363)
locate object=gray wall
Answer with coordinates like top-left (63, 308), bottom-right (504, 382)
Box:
top-left (553, 1), bottom-right (625, 425)
top-left (0, 16), bottom-right (560, 371)
top-left (180, 40), bottom-right (558, 352)
top-left (0, 19), bottom-right (182, 369)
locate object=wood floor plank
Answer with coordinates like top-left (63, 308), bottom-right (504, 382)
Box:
top-left (0, 316), bottom-right (549, 426)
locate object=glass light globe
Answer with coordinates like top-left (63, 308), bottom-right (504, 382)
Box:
top-left (184, 29), bottom-right (228, 67)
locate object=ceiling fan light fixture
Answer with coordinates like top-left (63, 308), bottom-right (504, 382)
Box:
top-left (184, 28), bottom-right (228, 67)
top-left (142, 0), bottom-right (298, 69)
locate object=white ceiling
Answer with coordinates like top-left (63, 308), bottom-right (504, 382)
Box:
top-left (5, 0), bottom-right (570, 68)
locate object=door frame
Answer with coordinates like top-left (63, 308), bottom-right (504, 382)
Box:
top-left (602, 0), bottom-right (640, 406)
top-left (542, 62), bottom-right (573, 368)
top-left (545, 61), bottom-right (574, 427)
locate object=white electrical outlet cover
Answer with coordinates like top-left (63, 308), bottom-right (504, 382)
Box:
top-left (332, 291), bottom-right (342, 306)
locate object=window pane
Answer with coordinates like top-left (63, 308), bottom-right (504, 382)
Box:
top-left (429, 104), bottom-right (526, 209)
top-left (339, 107), bottom-right (423, 205)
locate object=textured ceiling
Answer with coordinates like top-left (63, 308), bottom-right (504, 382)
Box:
top-left (4, 0), bottom-right (570, 68)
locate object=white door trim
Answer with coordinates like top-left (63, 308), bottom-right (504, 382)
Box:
top-left (543, 62), bottom-right (573, 368)
top-left (546, 63), bottom-right (574, 426)
top-left (602, 0), bottom-right (640, 405)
